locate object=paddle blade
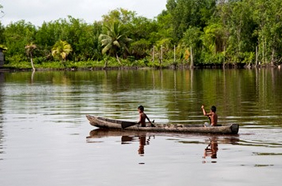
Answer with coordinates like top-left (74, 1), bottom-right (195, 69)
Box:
top-left (122, 121), bottom-right (137, 129)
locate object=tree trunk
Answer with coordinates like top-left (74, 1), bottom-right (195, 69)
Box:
top-left (223, 46), bottom-right (226, 69)
top-left (271, 48), bottom-right (275, 66)
top-left (255, 46), bottom-right (258, 67)
top-left (174, 45), bottom-right (176, 63)
top-left (30, 54), bottom-right (35, 71)
top-left (152, 46), bottom-right (155, 63)
top-left (104, 60), bottom-right (108, 68)
top-left (160, 45), bottom-right (163, 65)
top-left (62, 59), bottom-right (66, 68)
top-left (190, 47), bottom-right (193, 69)
top-left (116, 53), bottom-right (122, 65)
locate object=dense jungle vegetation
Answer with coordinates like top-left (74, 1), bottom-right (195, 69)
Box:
top-left (0, 0), bottom-right (282, 69)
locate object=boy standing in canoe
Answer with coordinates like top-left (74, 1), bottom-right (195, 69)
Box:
top-left (201, 105), bottom-right (218, 127)
top-left (137, 105), bottom-right (154, 127)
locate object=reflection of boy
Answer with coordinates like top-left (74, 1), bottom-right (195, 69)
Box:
top-left (137, 105), bottom-right (153, 127)
top-left (201, 105), bottom-right (218, 127)
top-left (203, 137), bottom-right (218, 159)
top-left (138, 136), bottom-right (146, 155)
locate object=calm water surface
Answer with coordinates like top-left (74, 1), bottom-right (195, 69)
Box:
top-left (0, 69), bottom-right (282, 186)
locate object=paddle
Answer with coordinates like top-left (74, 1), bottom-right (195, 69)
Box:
top-left (122, 120), bottom-right (155, 129)
top-left (121, 121), bottom-right (138, 129)
top-left (205, 142), bottom-right (211, 150)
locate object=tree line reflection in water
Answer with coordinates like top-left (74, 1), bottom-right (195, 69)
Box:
top-left (2, 68), bottom-right (282, 127)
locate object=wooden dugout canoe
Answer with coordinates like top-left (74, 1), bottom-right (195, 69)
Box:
top-left (86, 115), bottom-right (239, 134)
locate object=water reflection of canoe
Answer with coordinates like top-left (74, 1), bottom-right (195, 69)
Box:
top-left (86, 115), bottom-right (239, 134)
top-left (87, 128), bottom-right (149, 139)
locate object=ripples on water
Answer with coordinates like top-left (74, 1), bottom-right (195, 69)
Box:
top-left (0, 70), bottom-right (282, 185)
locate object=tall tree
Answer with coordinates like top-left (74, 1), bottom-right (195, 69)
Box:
top-left (166, 0), bottom-right (216, 40)
top-left (102, 8), bottom-right (136, 25)
top-left (99, 22), bottom-right (131, 65)
top-left (177, 26), bottom-right (203, 65)
top-left (25, 43), bottom-right (37, 71)
top-left (252, 0), bottom-right (282, 65)
top-left (226, 0), bottom-right (256, 63)
top-left (3, 20), bottom-right (36, 63)
top-left (127, 16), bottom-right (158, 59)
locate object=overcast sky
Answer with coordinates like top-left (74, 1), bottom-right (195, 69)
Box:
top-left (0, 0), bottom-right (167, 26)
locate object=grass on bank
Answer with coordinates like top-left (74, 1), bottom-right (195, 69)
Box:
top-left (4, 57), bottom-right (184, 70)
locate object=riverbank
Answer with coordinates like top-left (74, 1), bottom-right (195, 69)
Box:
top-left (1, 60), bottom-right (281, 72)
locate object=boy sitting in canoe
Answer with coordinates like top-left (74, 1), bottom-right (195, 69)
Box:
top-left (201, 105), bottom-right (218, 127)
top-left (137, 105), bottom-right (154, 127)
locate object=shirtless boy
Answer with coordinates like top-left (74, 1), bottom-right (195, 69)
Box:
top-left (201, 105), bottom-right (218, 127)
top-left (137, 105), bottom-right (153, 127)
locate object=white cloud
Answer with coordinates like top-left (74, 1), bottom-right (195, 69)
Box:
top-left (0, 0), bottom-right (167, 26)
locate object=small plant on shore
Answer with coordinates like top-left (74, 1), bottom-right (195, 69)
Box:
top-left (52, 40), bottom-right (73, 67)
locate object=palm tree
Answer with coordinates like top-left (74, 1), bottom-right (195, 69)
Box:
top-left (99, 22), bottom-right (131, 65)
top-left (52, 40), bottom-right (72, 67)
top-left (25, 43), bottom-right (37, 71)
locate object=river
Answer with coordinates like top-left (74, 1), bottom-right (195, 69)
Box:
top-left (0, 69), bottom-right (281, 186)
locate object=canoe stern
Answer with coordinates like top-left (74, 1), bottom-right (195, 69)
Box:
top-left (230, 124), bottom-right (239, 134)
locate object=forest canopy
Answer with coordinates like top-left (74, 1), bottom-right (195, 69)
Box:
top-left (0, 0), bottom-right (282, 69)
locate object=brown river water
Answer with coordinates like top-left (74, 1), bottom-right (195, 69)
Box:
top-left (0, 69), bottom-right (282, 186)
